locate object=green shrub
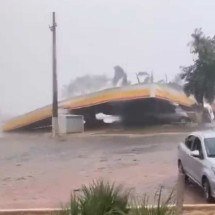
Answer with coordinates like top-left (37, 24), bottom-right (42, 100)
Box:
top-left (129, 187), bottom-right (176, 215)
top-left (55, 181), bottom-right (176, 215)
top-left (56, 180), bottom-right (130, 215)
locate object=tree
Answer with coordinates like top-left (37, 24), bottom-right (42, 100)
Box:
top-left (112, 66), bottom-right (129, 86)
top-left (63, 66), bottom-right (131, 98)
top-left (167, 74), bottom-right (184, 90)
top-left (181, 29), bottom-right (215, 105)
top-left (172, 74), bottom-right (183, 85)
top-left (136, 71), bottom-right (153, 84)
top-left (63, 74), bottom-right (109, 98)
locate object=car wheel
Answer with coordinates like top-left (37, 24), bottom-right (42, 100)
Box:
top-left (178, 161), bottom-right (185, 174)
top-left (178, 161), bottom-right (189, 184)
top-left (203, 178), bottom-right (214, 203)
top-left (184, 175), bottom-right (190, 185)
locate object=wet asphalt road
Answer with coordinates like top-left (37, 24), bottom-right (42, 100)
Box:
top-left (0, 132), bottom-right (206, 209)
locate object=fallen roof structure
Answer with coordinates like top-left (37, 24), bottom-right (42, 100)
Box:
top-left (2, 84), bottom-right (196, 132)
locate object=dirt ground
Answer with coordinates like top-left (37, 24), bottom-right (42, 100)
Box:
top-left (0, 131), bottom-right (207, 209)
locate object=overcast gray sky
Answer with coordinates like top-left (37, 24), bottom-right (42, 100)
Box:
top-left (1, 0), bottom-right (215, 115)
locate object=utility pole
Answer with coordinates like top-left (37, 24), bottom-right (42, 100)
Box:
top-left (176, 173), bottom-right (185, 215)
top-left (50, 12), bottom-right (59, 137)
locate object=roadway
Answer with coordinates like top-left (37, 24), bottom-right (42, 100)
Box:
top-left (0, 131), bottom-right (206, 209)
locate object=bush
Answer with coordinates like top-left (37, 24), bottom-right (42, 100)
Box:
top-left (56, 180), bottom-right (130, 215)
top-left (55, 181), bottom-right (176, 215)
top-left (129, 187), bottom-right (176, 215)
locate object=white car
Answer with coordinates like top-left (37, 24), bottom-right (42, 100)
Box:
top-left (178, 131), bottom-right (215, 202)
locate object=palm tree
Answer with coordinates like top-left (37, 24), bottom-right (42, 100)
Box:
top-left (136, 71), bottom-right (153, 84)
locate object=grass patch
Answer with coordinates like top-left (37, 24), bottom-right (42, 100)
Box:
top-left (129, 186), bottom-right (176, 215)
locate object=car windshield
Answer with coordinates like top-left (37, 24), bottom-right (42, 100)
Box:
top-left (204, 138), bottom-right (215, 157)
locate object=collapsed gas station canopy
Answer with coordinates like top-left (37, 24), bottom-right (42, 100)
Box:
top-left (2, 84), bottom-right (195, 132)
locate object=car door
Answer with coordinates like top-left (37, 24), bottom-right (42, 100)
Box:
top-left (181, 135), bottom-right (194, 174)
top-left (189, 136), bottom-right (205, 184)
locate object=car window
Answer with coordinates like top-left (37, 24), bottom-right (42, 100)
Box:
top-left (185, 135), bottom-right (193, 150)
top-left (192, 137), bottom-right (204, 159)
top-left (204, 137), bottom-right (215, 157)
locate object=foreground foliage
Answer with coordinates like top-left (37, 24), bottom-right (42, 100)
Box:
top-left (55, 180), bottom-right (176, 215)
top-left (57, 180), bottom-right (129, 215)
top-left (129, 187), bottom-right (175, 215)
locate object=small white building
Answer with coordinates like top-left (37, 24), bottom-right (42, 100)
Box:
top-left (58, 111), bottom-right (84, 134)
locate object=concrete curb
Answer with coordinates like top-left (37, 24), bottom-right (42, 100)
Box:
top-left (183, 204), bottom-right (215, 210)
top-left (1, 205), bottom-right (215, 215)
top-left (0, 208), bottom-right (61, 215)
top-left (72, 131), bottom-right (189, 138)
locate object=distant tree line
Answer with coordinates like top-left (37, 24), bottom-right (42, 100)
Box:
top-left (63, 67), bottom-right (183, 98)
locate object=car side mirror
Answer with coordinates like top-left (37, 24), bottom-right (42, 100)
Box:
top-left (191, 150), bottom-right (200, 158)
